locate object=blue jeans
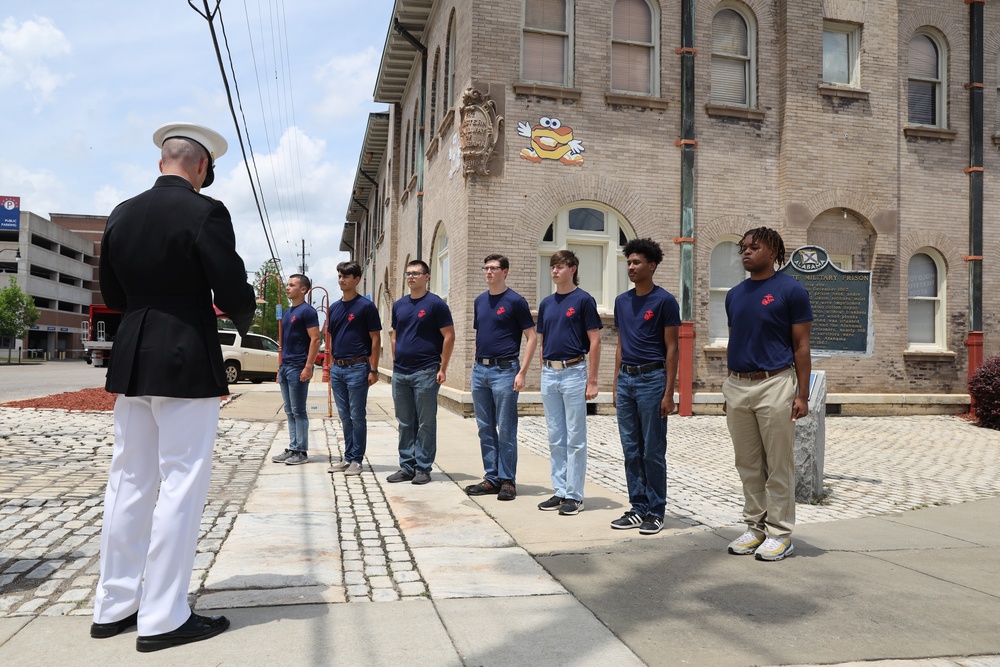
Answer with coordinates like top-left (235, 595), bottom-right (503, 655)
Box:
top-left (277, 363), bottom-right (310, 452)
top-left (330, 362), bottom-right (370, 463)
top-left (391, 366), bottom-right (440, 474)
top-left (540, 364), bottom-right (588, 501)
top-left (471, 361), bottom-right (520, 484)
top-left (616, 368), bottom-right (669, 519)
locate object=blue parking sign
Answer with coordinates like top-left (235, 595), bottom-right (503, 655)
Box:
top-left (1, 196), bottom-right (19, 230)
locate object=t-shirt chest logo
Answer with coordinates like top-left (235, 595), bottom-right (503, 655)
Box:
top-left (761, 294), bottom-right (775, 306)
top-left (565, 306), bottom-right (576, 317)
top-left (347, 313), bottom-right (355, 322)
top-left (496, 306), bottom-right (506, 315)
top-left (643, 309), bottom-right (654, 321)
top-left (290, 315), bottom-right (297, 323)
top-left (417, 309), bottom-right (427, 318)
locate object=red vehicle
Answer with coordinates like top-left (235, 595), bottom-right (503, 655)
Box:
top-left (81, 305), bottom-right (122, 368)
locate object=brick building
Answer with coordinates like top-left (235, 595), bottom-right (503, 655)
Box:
top-left (342, 0), bottom-right (998, 414)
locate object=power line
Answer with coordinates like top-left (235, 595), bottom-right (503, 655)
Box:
top-left (188, 0), bottom-right (282, 274)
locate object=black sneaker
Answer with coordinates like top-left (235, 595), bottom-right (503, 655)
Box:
top-left (465, 480), bottom-right (499, 496)
top-left (610, 511), bottom-right (643, 530)
top-left (498, 480), bottom-right (516, 501)
top-left (411, 471), bottom-right (432, 485)
top-left (386, 470), bottom-right (415, 483)
top-left (639, 516), bottom-right (664, 535)
top-left (271, 449), bottom-right (294, 463)
top-left (558, 499), bottom-right (583, 516)
top-left (537, 495), bottom-right (566, 511)
top-left (284, 451), bottom-right (308, 465)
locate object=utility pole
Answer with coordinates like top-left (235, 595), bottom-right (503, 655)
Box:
top-left (300, 239), bottom-right (308, 275)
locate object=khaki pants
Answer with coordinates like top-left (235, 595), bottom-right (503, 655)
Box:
top-left (723, 369), bottom-right (797, 538)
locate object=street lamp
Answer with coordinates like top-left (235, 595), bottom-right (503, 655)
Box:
top-left (0, 247), bottom-right (21, 272)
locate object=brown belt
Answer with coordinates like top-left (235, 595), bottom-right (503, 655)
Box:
top-left (333, 356), bottom-right (368, 366)
top-left (543, 355), bottom-right (585, 370)
top-left (728, 365), bottom-right (792, 381)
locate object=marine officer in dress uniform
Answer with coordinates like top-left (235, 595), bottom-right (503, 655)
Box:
top-left (91, 122), bottom-right (257, 652)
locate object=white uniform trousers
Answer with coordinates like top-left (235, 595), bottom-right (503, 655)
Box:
top-left (93, 395), bottom-right (220, 635)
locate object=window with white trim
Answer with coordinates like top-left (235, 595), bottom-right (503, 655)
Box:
top-left (433, 225), bottom-right (450, 304)
top-left (710, 6), bottom-right (755, 107)
top-left (446, 12), bottom-right (457, 108)
top-left (907, 250), bottom-right (946, 349)
top-left (709, 240), bottom-right (747, 344)
top-left (522, 0), bottom-right (572, 86)
top-left (537, 203), bottom-right (635, 312)
top-left (823, 21), bottom-right (860, 87)
top-left (908, 31), bottom-right (946, 127)
top-left (611, 0), bottom-right (656, 95)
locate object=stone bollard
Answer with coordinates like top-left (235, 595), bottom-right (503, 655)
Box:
top-left (794, 370), bottom-right (827, 503)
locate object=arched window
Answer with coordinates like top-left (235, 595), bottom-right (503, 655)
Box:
top-left (522, 0), bottom-right (572, 86)
top-left (908, 31), bottom-right (946, 127)
top-left (710, 5), bottom-right (755, 107)
top-left (709, 239), bottom-right (747, 344)
top-left (907, 250), bottom-right (946, 349)
top-left (403, 122), bottom-right (410, 186)
top-left (430, 48), bottom-right (440, 136)
top-left (537, 203), bottom-right (635, 312)
top-left (611, 0), bottom-right (656, 95)
top-left (445, 11), bottom-right (457, 109)
top-left (433, 224), bottom-right (450, 304)
top-left (410, 106), bottom-right (418, 177)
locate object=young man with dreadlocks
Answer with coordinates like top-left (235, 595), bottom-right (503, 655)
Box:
top-left (723, 227), bottom-right (812, 561)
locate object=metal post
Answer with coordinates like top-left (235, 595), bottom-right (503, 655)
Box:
top-left (677, 0), bottom-right (696, 415)
top-left (966, 0), bottom-right (985, 413)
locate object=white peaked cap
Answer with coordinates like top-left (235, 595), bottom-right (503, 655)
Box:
top-left (152, 123), bottom-right (228, 161)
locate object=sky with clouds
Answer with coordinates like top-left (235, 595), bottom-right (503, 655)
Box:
top-left (0, 1), bottom-right (392, 303)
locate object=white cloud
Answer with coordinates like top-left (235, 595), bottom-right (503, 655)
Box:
top-left (312, 47), bottom-right (380, 122)
top-left (0, 17), bottom-right (72, 107)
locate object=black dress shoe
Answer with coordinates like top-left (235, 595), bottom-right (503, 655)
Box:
top-left (135, 613), bottom-right (230, 653)
top-left (90, 610), bottom-right (139, 639)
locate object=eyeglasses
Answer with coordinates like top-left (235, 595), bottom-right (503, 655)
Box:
top-left (482, 266), bottom-right (503, 273)
top-left (404, 271), bottom-right (426, 278)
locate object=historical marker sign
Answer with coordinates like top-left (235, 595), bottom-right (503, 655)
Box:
top-left (779, 245), bottom-right (873, 356)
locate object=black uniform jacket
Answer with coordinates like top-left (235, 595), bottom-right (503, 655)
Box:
top-left (100, 175), bottom-right (257, 398)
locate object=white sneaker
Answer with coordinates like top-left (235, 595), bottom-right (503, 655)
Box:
top-left (754, 536), bottom-right (794, 561)
top-left (344, 461), bottom-right (362, 476)
top-left (727, 530), bottom-right (764, 555)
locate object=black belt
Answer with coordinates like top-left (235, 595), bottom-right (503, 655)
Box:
top-left (333, 356), bottom-right (368, 366)
top-left (620, 361), bottom-right (665, 375)
top-left (476, 357), bottom-right (518, 367)
top-left (543, 355), bottom-right (585, 370)
top-left (729, 365), bottom-right (792, 380)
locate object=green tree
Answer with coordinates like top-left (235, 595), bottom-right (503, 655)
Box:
top-left (252, 259), bottom-right (288, 341)
top-left (0, 276), bottom-right (39, 363)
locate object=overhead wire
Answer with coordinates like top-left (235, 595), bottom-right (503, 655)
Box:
top-left (187, 0), bottom-right (282, 276)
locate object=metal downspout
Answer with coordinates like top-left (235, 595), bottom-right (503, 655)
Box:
top-left (677, 0), bottom-right (696, 415)
top-left (395, 20), bottom-right (428, 261)
top-left (966, 0), bottom-right (985, 409)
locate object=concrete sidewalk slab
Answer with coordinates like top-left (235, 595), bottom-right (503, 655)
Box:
top-left (0, 602), bottom-right (461, 667)
top-left (537, 529), bottom-right (1000, 667)
top-left (791, 515), bottom-right (981, 552)
top-left (205, 512), bottom-right (341, 590)
top-left (0, 618), bottom-right (30, 646)
top-left (435, 596), bottom-right (645, 666)
top-left (243, 470), bottom-right (337, 514)
top-left (198, 584), bottom-right (345, 609)
top-left (872, 547), bottom-right (1000, 597)
top-left (412, 546), bottom-right (567, 598)
top-left (885, 497), bottom-right (1000, 547)
top-left (380, 481), bottom-right (516, 548)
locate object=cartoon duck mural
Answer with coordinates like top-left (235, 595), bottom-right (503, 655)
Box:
top-left (517, 116), bottom-right (584, 165)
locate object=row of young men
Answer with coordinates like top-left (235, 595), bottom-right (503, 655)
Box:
top-left (271, 227), bottom-right (812, 563)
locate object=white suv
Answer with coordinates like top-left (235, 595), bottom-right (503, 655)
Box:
top-left (218, 330), bottom-right (280, 384)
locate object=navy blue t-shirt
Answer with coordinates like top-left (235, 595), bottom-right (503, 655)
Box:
top-left (281, 301), bottom-right (319, 367)
top-left (328, 295), bottom-right (381, 360)
top-left (537, 288), bottom-right (602, 361)
top-left (726, 273), bottom-right (813, 372)
top-left (391, 292), bottom-right (454, 373)
top-left (474, 288), bottom-right (535, 359)
top-left (614, 285), bottom-right (681, 365)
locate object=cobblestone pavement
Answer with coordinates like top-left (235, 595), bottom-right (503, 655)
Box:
top-left (519, 414), bottom-right (1000, 529)
top-left (322, 420), bottom-right (427, 603)
top-left (0, 407), bottom-right (276, 619)
top-left (2, 407), bottom-right (998, 620)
